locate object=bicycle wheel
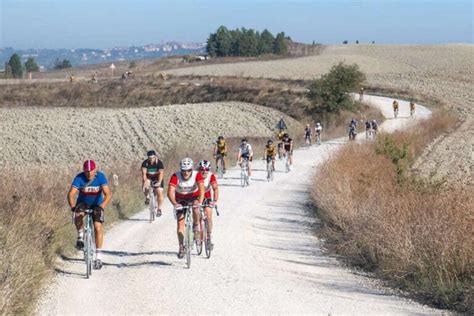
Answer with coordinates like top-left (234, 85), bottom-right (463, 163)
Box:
top-left (217, 157), bottom-right (224, 179)
top-left (85, 229), bottom-right (92, 278)
top-left (185, 213), bottom-right (192, 269)
top-left (196, 214), bottom-right (203, 255)
top-left (204, 219), bottom-right (211, 258)
top-left (149, 192), bottom-right (155, 223)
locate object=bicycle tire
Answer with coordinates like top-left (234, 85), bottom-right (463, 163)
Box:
top-left (85, 231), bottom-right (91, 278)
top-left (196, 215), bottom-right (203, 256)
top-left (204, 219), bottom-right (211, 258)
top-left (217, 157), bottom-right (224, 179)
top-left (185, 213), bottom-right (192, 269)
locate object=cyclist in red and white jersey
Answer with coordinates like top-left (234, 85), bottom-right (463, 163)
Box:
top-left (198, 160), bottom-right (219, 250)
top-left (167, 158), bottom-right (205, 258)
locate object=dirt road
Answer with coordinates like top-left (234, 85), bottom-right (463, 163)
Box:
top-left (36, 96), bottom-right (441, 315)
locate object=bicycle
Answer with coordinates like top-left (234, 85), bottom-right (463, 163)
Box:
top-left (394, 108), bottom-right (399, 118)
top-left (197, 200), bottom-right (220, 258)
top-left (266, 157), bottom-right (274, 181)
top-left (304, 134), bottom-right (311, 146)
top-left (215, 154), bottom-right (225, 179)
top-left (74, 208), bottom-right (96, 278)
top-left (240, 158), bottom-right (250, 187)
top-left (148, 186), bottom-right (157, 223)
top-left (283, 152), bottom-right (291, 173)
top-left (315, 131), bottom-right (321, 145)
top-left (175, 203), bottom-right (195, 269)
top-left (410, 108), bottom-right (415, 118)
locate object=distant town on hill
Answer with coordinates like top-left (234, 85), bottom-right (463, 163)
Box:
top-left (0, 42), bottom-right (206, 71)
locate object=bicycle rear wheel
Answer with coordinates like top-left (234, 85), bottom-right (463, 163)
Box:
top-left (217, 157), bottom-right (224, 179)
top-left (204, 219), bottom-right (211, 258)
top-left (149, 193), bottom-right (155, 223)
top-left (196, 216), bottom-right (203, 255)
top-left (85, 230), bottom-right (92, 278)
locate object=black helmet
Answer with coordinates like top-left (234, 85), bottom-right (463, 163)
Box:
top-left (283, 133), bottom-right (289, 138)
top-left (267, 139), bottom-right (273, 144)
top-left (147, 150), bottom-right (157, 157)
top-left (218, 135), bottom-right (224, 140)
top-left (241, 138), bottom-right (248, 143)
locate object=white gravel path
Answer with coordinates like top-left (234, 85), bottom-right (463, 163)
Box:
top-left (36, 96), bottom-right (442, 315)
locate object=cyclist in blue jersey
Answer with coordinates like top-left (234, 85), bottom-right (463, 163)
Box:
top-left (67, 160), bottom-right (112, 270)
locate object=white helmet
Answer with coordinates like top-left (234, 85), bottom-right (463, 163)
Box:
top-left (180, 158), bottom-right (193, 171)
top-left (198, 160), bottom-right (211, 170)
top-left (372, 119), bottom-right (376, 123)
top-left (316, 122), bottom-right (321, 126)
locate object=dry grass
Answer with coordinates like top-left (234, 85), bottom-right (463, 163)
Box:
top-left (310, 112), bottom-right (473, 312)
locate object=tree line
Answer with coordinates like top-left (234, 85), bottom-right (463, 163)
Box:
top-left (206, 26), bottom-right (289, 57)
top-left (3, 54), bottom-right (72, 79)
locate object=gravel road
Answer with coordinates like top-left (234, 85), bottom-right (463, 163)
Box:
top-left (36, 96), bottom-right (442, 315)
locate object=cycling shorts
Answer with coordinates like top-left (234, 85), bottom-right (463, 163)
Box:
top-left (241, 154), bottom-right (253, 162)
top-left (145, 178), bottom-right (164, 189)
top-left (75, 202), bottom-right (105, 223)
top-left (175, 199), bottom-right (199, 217)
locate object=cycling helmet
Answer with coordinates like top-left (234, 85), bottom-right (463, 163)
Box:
top-left (147, 150), bottom-right (157, 157)
top-left (316, 122), bottom-right (321, 126)
top-left (306, 124), bottom-right (310, 127)
top-left (198, 160), bottom-right (211, 170)
top-left (241, 138), bottom-right (248, 143)
top-left (283, 133), bottom-right (289, 138)
top-left (267, 139), bottom-right (273, 144)
top-left (372, 119), bottom-right (377, 123)
top-left (180, 158), bottom-right (193, 171)
top-left (218, 135), bottom-right (224, 140)
top-left (83, 160), bottom-right (96, 172)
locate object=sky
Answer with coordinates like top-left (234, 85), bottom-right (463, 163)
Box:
top-left (1, 0), bottom-right (472, 49)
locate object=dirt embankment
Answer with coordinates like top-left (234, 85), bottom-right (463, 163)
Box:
top-left (167, 44), bottom-right (474, 185)
top-left (0, 102), bottom-right (301, 168)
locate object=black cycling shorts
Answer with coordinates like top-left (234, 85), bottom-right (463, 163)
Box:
top-left (149, 178), bottom-right (164, 189)
top-left (75, 202), bottom-right (105, 223)
top-left (242, 155), bottom-right (253, 162)
top-left (175, 199), bottom-right (198, 217)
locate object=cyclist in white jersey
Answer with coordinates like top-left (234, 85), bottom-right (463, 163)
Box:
top-left (237, 138), bottom-right (254, 180)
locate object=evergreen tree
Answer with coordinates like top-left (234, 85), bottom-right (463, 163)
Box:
top-left (25, 57), bottom-right (39, 73)
top-left (215, 26), bottom-right (232, 56)
top-left (273, 32), bottom-right (288, 55)
top-left (8, 53), bottom-right (23, 78)
top-left (258, 29), bottom-right (275, 55)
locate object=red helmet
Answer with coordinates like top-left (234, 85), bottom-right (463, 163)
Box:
top-left (83, 160), bottom-right (96, 172)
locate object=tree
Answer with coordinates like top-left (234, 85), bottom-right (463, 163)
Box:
top-left (25, 57), bottom-right (39, 73)
top-left (206, 33), bottom-right (218, 57)
top-left (273, 32), bottom-right (288, 55)
top-left (258, 29), bottom-right (275, 55)
top-left (54, 58), bottom-right (72, 69)
top-left (215, 26), bottom-right (232, 56)
top-left (307, 62), bottom-right (366, 113)
top-left (8, 53), bottom-right (23, 78)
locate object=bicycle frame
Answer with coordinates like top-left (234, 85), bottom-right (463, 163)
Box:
top-left (240, 158), bottom-right (249, 187)
top-left (76, 208), bottom-right (96, 279)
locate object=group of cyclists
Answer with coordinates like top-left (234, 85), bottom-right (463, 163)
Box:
top-left (393, 100), bottom-right (416, 118)
top-left (304, 123), bottom-right (323, 145)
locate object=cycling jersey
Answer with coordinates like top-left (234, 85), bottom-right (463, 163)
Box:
top-left (215, 140), bottom-right (227, 154)
top-left (410, 102), bottom-right (415, 109)
top-left (315, 126), bottom-right (322, 134)
top-left (265, 144), bottom-right (276, 157)
top-left (141, 158), bottom-right (164, 180)
top-left (169, 171), bottom-right (204, 200)
top-left (371, 122), bottom-right (378, 130)
top-left (71, 171), bottom-right (108, 206)
top-left (304, 127), bottom-right (311, 136)
top-left (239, 143), bottom-right (253, 157)
top-left (282, 138), bottom-right (293, 152)
top-left (277, 132), bottom-right (285, 141)
top-left (365, 121), bottom-right (371, 129)
top-left (202, 172), bottom-right (217, 199)
top-left (393, 101), bottom-right (399, 109)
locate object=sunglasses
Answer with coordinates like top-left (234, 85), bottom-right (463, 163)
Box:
top-left (200, 168), bottom-right (210, 171)
top-left (181, 169), bottom-right (192, 173)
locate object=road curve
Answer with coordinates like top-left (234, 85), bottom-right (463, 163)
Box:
top-left (37, 96), bottom-right (441, 315)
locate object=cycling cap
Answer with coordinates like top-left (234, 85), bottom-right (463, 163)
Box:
top-left (198, 160), bottom-right (211, 170)
top-left (83, 160), bottom-right (96, 172)
top-left (180, 157), bottom-right (193, 171)
top-left (147, 150), bottom-right (157, 157)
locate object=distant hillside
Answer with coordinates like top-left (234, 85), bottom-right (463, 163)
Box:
top-left (0, 42), bottom-right (205, 70)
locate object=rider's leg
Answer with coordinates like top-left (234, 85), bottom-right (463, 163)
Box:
top-left (143, 179), bottom-right (150, 203)
top-left (222, 156), bottom-right (226, 171)
top-left (192, 201), bottom-right (201, 238)
top-left (248, 160), bottom-right (252, 177)
top-left (177, 213), bottom-right (185, 246)
top-left (205, 206), bottom-right (213, 235)
top-left (157, 188), bottom-right (164, 211)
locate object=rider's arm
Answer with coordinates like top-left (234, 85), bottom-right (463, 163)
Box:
top-left (211, 181), bottom-right (219, 203)
top-left (67, 186), bottom-right (78, 209)
top-left (157, 160), bottom-right (164, 186)
top-left (213, 144), bottom-right (218, 156)
top-left (100, 185), bottom-right (112, 209)
top-left (237, 148), bottom-right (242, 161)
top-left (167, 174), bottom-right (178, 206)
top-left (141, 168), bottom-right (148, 184)
top-left (196, 173), bottom-right (205, 205)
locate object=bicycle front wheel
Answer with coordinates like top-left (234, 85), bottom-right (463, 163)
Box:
top-left (85, 230), bottom-right (93, 278)
top-left (185, 215), bottom-right (192, 268)
top-left (204, 219), bottom-right (211, 258)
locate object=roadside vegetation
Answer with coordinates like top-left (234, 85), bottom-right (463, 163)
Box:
top-left (310, 111), bottom-right (473, 312)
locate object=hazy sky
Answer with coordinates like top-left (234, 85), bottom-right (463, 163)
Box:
top-left (1, 0), bottom-right (472, 49)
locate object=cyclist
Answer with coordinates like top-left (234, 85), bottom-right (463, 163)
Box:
top-left (237, 138), bottom-right (254, 181)
top-left (264, 139), bottom-right (277, 171)
top-left (392, 100), bottom-right (399, 117)
top-left (371, 119), bottom-right (378, 137)
top-left (282, 133), bottom-right (294, 169)
top-left (348, 121), bottom-right (357, 141)
top-left (410, 101), bottom-right (416, 117)
top-left (359, 87), bottom-right (365, 101)
top-left (141, 150), bottom-right (164, 216)
top-left (67, 160), bottom-right (112, 270)
top-left (304, 124), bottom-right (312, 144)
top-left (167, 158), bottom-right (205, 259)
top-left (277, 130), bottom-right (285, 159)
top-left (365, 120), bottom-right (372, 139)
top-left (197, 160), bottom-right (218, 250)
top-left (213, 135), bottom-right (227, 174)
top-left (314, 122), bottom-right (322, 143)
